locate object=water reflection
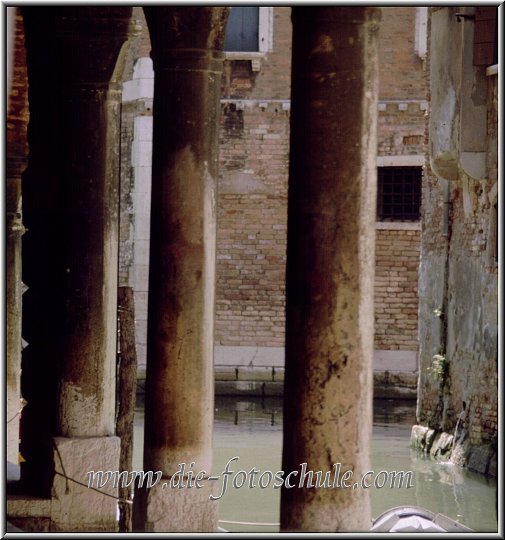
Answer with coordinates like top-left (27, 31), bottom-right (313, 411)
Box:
top-left (133, 396), bottom-right (497, 533)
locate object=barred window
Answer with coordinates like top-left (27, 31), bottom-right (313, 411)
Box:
top-left (377, 167), bottom-right (422, 221)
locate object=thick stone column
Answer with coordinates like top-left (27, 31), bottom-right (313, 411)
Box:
top-left (6, 8), bottom-right (28, 468)
top-left (20, 7), bottom-right (132, 530)
top-left (280, 8), bottom-right (380, 532)
top-left (134, 7), bottom-right (228, 532)
top-left (53, 9), bottom-right (132, 439)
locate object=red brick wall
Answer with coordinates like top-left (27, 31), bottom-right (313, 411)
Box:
top-left (7, 9), bottom-right (29, 181)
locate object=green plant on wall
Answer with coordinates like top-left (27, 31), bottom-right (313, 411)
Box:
top-left (428, 306), bottom-right (448, 381)
top-left (428, 353), bottom-right (447, 380)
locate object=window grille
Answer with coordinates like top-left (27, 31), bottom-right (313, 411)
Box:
top-left (377, 167), bottom-right (422, 221)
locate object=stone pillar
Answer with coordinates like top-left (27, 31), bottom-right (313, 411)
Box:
top-left (6, 180), bottom-right (24, 468)
top-left (20, 7), bottom-right (132, 530)
top-left (133, 7), bottom-right (228, 532)
top-left (280, 7), bottom-right (380, 532)
top-left (6, 8), bottom-right (28, 469)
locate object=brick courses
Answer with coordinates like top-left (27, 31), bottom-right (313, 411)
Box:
top-left (215, 7), bottom-right (425, 353)
top-left (7, 9), bottom-right (29, 180)
top-left (374, 228), bottom-right (420, 350)
top-left (116, 7), bottom-right (426, 362)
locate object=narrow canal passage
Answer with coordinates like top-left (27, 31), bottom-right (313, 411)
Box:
top-left (133, 397), bottom-right (497, 533)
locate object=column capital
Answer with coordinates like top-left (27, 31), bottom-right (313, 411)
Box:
top-left (149, 48), bottom-right (224, 73)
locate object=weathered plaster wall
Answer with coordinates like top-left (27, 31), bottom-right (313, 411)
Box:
top-left (412, 8), bottom-right (498, 476)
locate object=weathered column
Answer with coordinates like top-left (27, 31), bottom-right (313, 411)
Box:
top-left (133, 7), bottom-right (228, 533)
top-left (6, 179), bottom-right (24, 468)
top-left (6, 8), bottom-right (28, 469)
top-left (280, 8), bottom-right (380, 532)
top-left (20, 7), bottom-right (132, 531)
top-left (44, 9), bottom-right (131, 439)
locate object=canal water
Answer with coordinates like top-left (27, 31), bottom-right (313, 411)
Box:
top-left (133, 396), bottom-right (498, 533)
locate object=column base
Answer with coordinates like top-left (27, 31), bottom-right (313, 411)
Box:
top-left (51, 436), bottom-right (120, 532)
top-left (133, 477), bottom-right (219, 532)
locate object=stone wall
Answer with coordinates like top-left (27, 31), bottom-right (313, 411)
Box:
top-left (412, 7), bottom-right (498, 476)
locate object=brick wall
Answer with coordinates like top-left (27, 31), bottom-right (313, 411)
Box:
top-left (374, 226), bottom-right (420, 350)
top-left (215, 7), bottom-right (425, 354)
top-left (378, 103), bottom-right (426, 157)
top-left (215, 8), bottom-right (291, 347)
top-left (378, 7), bottom-right (427, 99)
top-left (116, 7), bottom-right (426, 362)
top-left (7, 9), bottom-right (29, 181)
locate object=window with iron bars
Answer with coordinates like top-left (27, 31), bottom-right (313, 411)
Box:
top-left (377, 166), bottom-right (422, 221)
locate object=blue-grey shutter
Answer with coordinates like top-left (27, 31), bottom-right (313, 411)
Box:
top-left (224, 7), bottom-right (259, 52)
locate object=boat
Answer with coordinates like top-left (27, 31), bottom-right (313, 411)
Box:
top-left (371, 506), bottom-right (474, 533)
top-left (217, 506), bottom-right (474, 533)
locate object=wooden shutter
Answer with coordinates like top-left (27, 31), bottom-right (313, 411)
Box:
top-left (474, 7), bottom-right (497, 65)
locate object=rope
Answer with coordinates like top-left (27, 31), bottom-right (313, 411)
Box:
top-left (6, 409), bottom-right (23, 424)
top-left (52, 439), bottom-right (132, 504)
top-left (218, 520), bottom-right (279, 527)
top-left (53, 471), bottom-right (133, 504)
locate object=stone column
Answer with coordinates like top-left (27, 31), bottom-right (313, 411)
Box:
top-left (133, 7), bottom-right (228, 533)
top-left (6, 7), bottom-right (28, 469)
top-left (280, 7), bottom-right (380, 532)
top-left (20, 7), bottom-right (132, 531)
top-left (6, 177), bottom-right (25, 469)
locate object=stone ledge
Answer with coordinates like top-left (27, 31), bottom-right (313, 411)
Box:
top-left (7, 496), bottom-right (52, 532)
top-left (215, 366), bottom-right (285, 382)
top-left (7, 495), bottom-right (51, 517)
top-left (410, 424), bottom-right (497, 477)
top-left (215, 380), bottom-right (283, 397)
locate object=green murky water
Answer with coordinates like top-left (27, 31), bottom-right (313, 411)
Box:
top-left (133, 397), bottom-right (498, 533)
